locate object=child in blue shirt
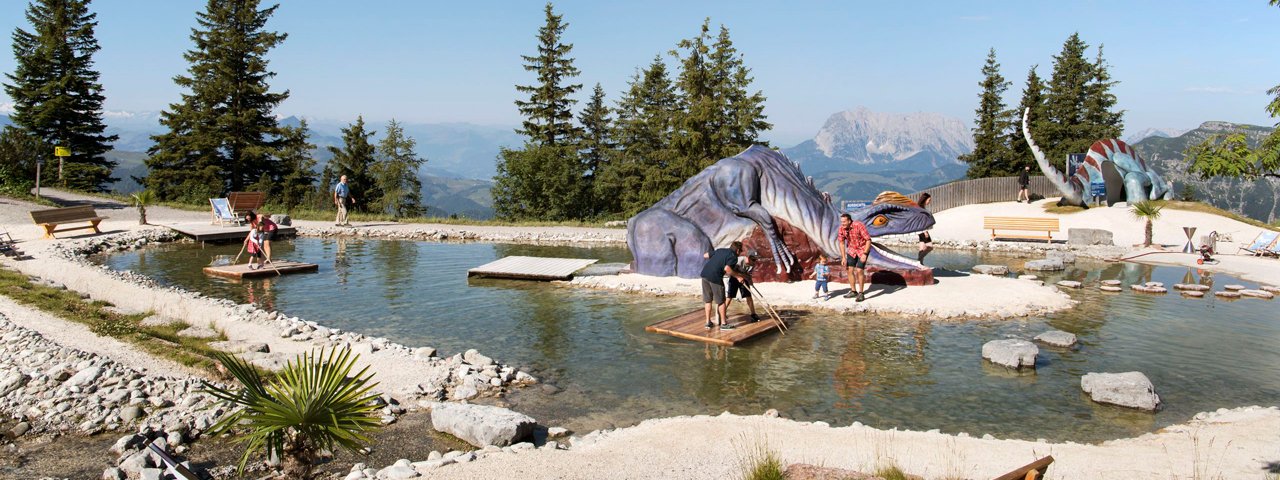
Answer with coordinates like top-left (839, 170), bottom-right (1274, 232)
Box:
top-left (811, 254), bottom-right (831, 299)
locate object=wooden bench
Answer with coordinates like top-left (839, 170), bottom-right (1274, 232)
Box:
top-left (983, 216), bottom-right (1059, 243)
top-left (29, 205), bottom-right (103, 239)
top-left (227, 191), bottom-right (266, 219)
top-left (992, 455), bottom-right (1053, 480)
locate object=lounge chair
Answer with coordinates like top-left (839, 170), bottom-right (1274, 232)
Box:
top-left (227, 191), bottom-right (266, 218)
top-left (210, 198), bottom-right (238, 226)
top-left (0, 229), bottom-right (15, 256)
top-left (1238, 231), bottom-right (1279, 256)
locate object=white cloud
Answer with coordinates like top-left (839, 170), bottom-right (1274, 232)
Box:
top-left (0, 102), bottom-right (14, 114)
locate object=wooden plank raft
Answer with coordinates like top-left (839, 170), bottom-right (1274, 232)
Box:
top-left (646, 309), bottom-right (782, 346)
top-left (468, 256), bottom-right (598, 281)
top-left (203, 260), bottom-right (318, 279)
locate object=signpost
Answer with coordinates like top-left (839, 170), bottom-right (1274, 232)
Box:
top-left (54, 146), bottom-right (70, 187)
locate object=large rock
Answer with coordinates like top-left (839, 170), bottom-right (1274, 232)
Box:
top-left (270, 214), bottom-right (292, 226)
top-left (1025, 259), bottom-right (1064, 272)
top-left (1080, 372), bottom-right (1161, 411)
top-left (1045, 251), bottom-right (1077, 264)
top-left (430, 403), bottom-right (536, 448)
top-left (1068, 228), bottom-right (1114, 246)
top-left (981, 339), bottom-right (1038, 369)
top-left (65, 366), bottom-right (102, 386)
top-left (1034, 330), bottom-right (1078, 348)
top-left (972, 265), bottom-right (1009, 276)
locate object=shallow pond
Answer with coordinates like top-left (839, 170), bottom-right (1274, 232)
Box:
top-left (96, 238), bottom-right (1280, 443)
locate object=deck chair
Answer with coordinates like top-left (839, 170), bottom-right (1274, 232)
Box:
top-left (0, 229), bottom-right (15, 256)
top-left (992, 455), bottom-right (1054, 480)
top-left (209, 198), bottom-right (238, 226)
top-left (1237, 231), bottom-right (1279, 256)
top-left (227, 191), bottom-right (266, 218)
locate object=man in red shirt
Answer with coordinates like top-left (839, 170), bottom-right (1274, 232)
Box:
top-left (837, 213), bottom-right (871, 302)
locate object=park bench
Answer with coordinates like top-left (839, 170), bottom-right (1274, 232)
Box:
top-left (227, 191), bottom-right (266, 219)
top-left (983, 216), bottom-right (1059, 243)
top-left (991, 455), bottom-right (1053, 480)
top-left (29, 205), bottom-right (103, 239)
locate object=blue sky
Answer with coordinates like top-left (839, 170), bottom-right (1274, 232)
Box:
top-left (1, 0), bottom-right (1278, 145)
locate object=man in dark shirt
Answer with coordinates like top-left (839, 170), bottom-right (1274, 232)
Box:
top-left (701, 241), bottom-right (748, 330)
top-left (1017, 166), bottom-right (1031, 203)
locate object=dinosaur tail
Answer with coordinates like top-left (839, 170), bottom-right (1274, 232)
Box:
top-left (1022, 107), bottom-right (1082, 205)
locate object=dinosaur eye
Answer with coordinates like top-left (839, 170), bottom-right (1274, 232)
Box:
top-left (871, 215), bottom-right (888, 227)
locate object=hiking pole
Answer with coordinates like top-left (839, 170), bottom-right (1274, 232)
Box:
top-left (749, 283), bottom-right (788, 333)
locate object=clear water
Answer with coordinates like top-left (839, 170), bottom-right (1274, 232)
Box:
top-left (95, 238), bottom-right (1280, 443)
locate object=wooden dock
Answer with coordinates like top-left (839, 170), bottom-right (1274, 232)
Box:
top-left (166, 223), bottom-right (297, 243)
top-left (645, 309), bottom-right (783, 346)
top-left (468, 256), bottom-right (598, 281)
top-left (203, 260), bottom-right (318, 279)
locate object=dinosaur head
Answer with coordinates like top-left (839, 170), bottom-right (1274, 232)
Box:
top-left (846, 192), bottom-right (935, 272)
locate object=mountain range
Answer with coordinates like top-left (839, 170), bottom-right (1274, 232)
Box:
top-left (1133, 121), bottom-right (1279, 223)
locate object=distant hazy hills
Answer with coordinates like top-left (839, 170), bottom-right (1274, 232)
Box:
top-left (1123, 127), bottom-right (1191, 145)
top-left (1134, 121), bottom-right (1279, 223)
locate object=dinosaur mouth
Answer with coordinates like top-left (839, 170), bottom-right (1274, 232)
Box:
top-left (868, 241), bottom-right (928, 270)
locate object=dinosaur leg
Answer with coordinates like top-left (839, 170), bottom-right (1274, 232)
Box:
top-left (627, 209), bottom-right (711, 278)
top-left (1123, 172), bottom-right (1152, 204)
top-left (711, 162), bottom-right (796, 274)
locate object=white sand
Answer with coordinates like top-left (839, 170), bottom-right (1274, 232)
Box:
top-left (4, 190), bottom-right (1280, 479)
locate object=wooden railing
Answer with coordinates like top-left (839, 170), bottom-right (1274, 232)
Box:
top-left (906, 175), bottom-right (1059, 212)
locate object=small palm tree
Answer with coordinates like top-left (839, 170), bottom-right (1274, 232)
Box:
top-left (203, 347), bottom-right (382, 479)
top-left (1130, 200), bottom-right (1164, 247)
top-left (130, 190), bottom-right (155, 225)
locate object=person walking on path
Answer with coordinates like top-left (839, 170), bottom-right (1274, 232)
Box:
top-left (701, 241), bottom-right (749, 331)
top-left (334, 175), bottom-right (357, 226)
top-left (811, 254), bottom-right (831, 299)
top-left (244, 211), bottom-right (278, 265)
top-left (838, 213), bottom-right (871, 302)
top-left (917, 193), bottom-right (934, 263)
top-left (1017, 166), bottom-right (1031, 203)
top-left (725, 253), bottom-right (761, 323)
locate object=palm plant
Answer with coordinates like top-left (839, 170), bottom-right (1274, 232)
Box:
top-left (1130, 200), bottom-right (1164, 247)
top-left (203, 347), bottom-right (382, 479)
top-left (130, 190), bottom-right (155, 225)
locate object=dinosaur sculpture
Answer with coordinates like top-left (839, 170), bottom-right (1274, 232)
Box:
top-left (1022, 107), bottom-right (1172, 206)
top-left (627, 145), bottom-right (936, 285)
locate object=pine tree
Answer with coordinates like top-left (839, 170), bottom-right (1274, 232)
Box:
top-left (958, 48), bottom-right (1013, 178)
top-left (1007, 65), bottom-right (1046, 171)
top-left (717, 24), bottom-right (771, 156)
top-left (596, 56), bottom-right (681, 217)
top-left (1040, 33), bottom-right (1094, 170)
top-left (577, 83), bottom-right (613, 217)
top-left (671, 19), bottom-right (719, 180)
top-left (275, 120), bottom-right (316, 212)
top-left (494, 2), bottom-right (586, 220)
top-left (324, 116), bottom-right (377, 213)
top-left (373, 119), bottom-right (426, 218)
top-left (145, 0), bottom-right (288, 202)
top-left (4, 0), bottom-right (118, 191)
top-left (0, 127), bottom-right (44, 194)
top-left (1082, 44), bottom-right (1124, 142)
top-left (513, 2), bottom-right (582, 147)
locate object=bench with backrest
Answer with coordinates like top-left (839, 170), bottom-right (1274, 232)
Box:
top-left (29, 205), bottom-right (103, 239)
top-left (227, 191), bottom-right (266, 219)
top-left (983, 216), bottom-right (1059, 243)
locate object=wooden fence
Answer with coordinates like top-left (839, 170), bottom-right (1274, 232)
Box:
top-left (905, 175), bottom-right (1059, 212)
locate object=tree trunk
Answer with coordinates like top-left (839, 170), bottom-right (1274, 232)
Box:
top-left (1144, 219), bottom-right (1153, 247)
top-left (138, 206), bottom-right (147, 225)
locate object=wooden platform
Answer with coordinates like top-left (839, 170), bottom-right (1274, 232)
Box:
top-left (468, 256), bottom-right (598, 281)
top-left (203, 260), bottom-right (318, 279)
top-left (166, 223), bottom-right (297, 243)
top-left (645, 309), bottom-right (783, 346)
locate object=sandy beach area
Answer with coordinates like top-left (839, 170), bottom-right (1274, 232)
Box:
top-left (3, 190), bottom-right (1279, 479)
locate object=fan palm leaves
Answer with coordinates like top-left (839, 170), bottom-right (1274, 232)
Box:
top-left (130, 190), bottom-right (155, 225)
top-left (203, 347), bottom-right (382, 479)
top-left (1129, 200), bottom-right (1164, 247)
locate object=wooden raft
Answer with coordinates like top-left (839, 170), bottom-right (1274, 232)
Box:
top-left (646, 309), bottom-right (782, 346)
top-left (468, 256), bottom-right (598, 281)
top-left (203, 260), bottom-right (317, 279)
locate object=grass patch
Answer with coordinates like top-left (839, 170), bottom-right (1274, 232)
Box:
top-left (0, 266), bottom-right (234, 375)
top-left (874, 463), bottom-right (910, 480)
top-left (737, 441), bottom-right (784, 480)
top-left (1042, 203), bottom-right (1087, 215)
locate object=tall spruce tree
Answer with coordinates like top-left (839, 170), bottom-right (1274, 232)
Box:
top-left (275, 120), bottom-right (316, 212)
top-left (1082, 44), bottom-right (1124, 142)
top-left (712, 24), bottom-right (771, 157)
top-left (4, 0), bottom-right (118, 191)
top-left (1007, 65), bottom-right (1046, 170)
top-left (671, 19), bottom-right (719, 180)
top-left (494, 2), bottom-right (586, 220)
top-left (596, 56), bottom-right (681, 217)
top-left (577, 83), bottom-right (613, 217)
top-left (324, 116), bottom-right (377, 213)
top-left (958, 48), bottom-right (1013, 178)
top-left (145, 0), bottom-right (288, 202)
top-left (1040, 33), bottom-right (1094, 170)
top-left (373, 119), bottom-right (426, 218)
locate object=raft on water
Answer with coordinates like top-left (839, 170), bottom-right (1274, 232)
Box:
top-left (203, 260), bottom-right (318, 279)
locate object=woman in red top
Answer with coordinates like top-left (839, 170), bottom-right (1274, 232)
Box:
top-left (244, 211), bottom-right (278, 265)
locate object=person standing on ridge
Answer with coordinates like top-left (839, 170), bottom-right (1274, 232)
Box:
top-left (334, 175), bottom-right (357, 226)
top-left (838, 213), bottom-right (871, 302)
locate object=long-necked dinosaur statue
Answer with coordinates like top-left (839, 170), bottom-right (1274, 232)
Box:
top-left (627, 145), bottom-right (935, 284)
top-left (1022, 107), bottom-right (1172, 206)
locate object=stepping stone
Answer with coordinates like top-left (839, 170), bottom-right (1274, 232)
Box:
top-left (1056, 280), bottom-right (1082, 289)
top-left (1033, 330), bottom-right (1078, 348)
top-left (1240, 289), bottom-right (1275, 299)
top-left (1144, 282), bottom-right (1164, 288)
top-left (1130, 284), bottom-right (1167, 294)
top-left (1081, 372), bottom-right (1161, 411)
top-left (1215, 291), bottom-right (1241, 298)
top-left (982, 339), bottom-right (1039, 369)
top-left (1018, 275), bottom-right (1039, 281)
top-left (1261, 286), bottom-right (1280, 294)
top-left (1101, 280), bottom-right (1121, 286)
top-left (1180, 291), bottom-right (1205, 298)
top-left (1100, 286), bottom-right (1122, 292)
top-left (973, 265), bottom-right (1009, 275)
top-left (1025, 259), bottom-right (1065, 271)
top-left (1173, 284), bottom-right (1211, 291)
top-left (1224, 284), bottom-right (1246, 291)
